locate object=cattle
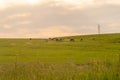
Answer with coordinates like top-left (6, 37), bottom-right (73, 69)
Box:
top-left (59, 38), bottom-right (64, 41)
top-left (48, 38), bottom-right (55, 40)
top-left (49, 38), bottom-right (64, 42)
top-left (92, 38), bottom-right (96, 40)
top-left (70, 38), bottom-right (75, 42)
top-left (29, 38), bottom-right (32, 40)
top-left (80, 38), bottom-right (83, 41)
top-left (48, 38), bottom-right (51, 40)
top-left (49, 38), bottom-right (55, 40)
top-left (55, 38), bottom-right (63, 41)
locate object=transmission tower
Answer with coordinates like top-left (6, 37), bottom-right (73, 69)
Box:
top-left (98, 24), bottom-right (101, 34)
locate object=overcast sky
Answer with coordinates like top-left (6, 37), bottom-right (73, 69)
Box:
top-left (0, 0), bottom-right (120, 38)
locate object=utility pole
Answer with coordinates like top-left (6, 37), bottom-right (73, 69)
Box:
top-left (98, 24), bottom-right (101, 34)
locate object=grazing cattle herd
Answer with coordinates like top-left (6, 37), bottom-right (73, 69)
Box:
top-left (29, 37), bottom-right (96, 42)
top-left (49, 38), bottom-right (64, 41)
top-left (48, 38), bottom-right (75, 42)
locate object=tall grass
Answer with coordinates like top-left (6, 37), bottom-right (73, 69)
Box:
top-left (0, 55), bottom-right (119, 80)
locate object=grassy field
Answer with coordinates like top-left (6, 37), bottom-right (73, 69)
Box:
top-left (0, 33), bottom-right (120, 80)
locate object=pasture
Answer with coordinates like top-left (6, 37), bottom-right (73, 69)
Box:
top-left (0, 33), bottom-right (120, 80)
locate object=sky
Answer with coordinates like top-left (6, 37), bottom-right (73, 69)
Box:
top-left (0, 0), bottom-right (120, 38)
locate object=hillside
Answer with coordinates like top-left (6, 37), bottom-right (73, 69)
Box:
top-left (0, 33), bottom-right (120, 80)
top-left (0, 33), bottom-right (119, 63)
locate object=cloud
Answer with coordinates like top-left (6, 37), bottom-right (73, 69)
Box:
top-left (18, 21), bottom-right (31, 25)
top-left (0, 0), bottom-right (120, 38)
top-left (39, 26), bottom-right (79, 38)
top-left (2, 24), bottom-right (12, 29)
top-left (1, 0), bottom-right (120, 10)
top-left (94, 0), bottom-right (120, 5)
top-left (7, 13), bottom-right (31, 19)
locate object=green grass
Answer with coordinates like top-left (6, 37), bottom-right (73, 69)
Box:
top-left (0, 33), bottom-right (120, 80)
